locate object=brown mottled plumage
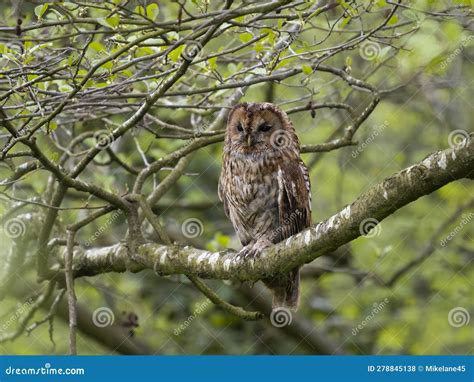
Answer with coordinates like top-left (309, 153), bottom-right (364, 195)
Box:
top-left (218, 102), bottom-right (311, 310)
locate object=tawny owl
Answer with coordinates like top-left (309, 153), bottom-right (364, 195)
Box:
top-left (218, 102), bottom-right (311, 310)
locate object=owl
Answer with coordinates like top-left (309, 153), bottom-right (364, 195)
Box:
top-left (218, 102), bottom-right (311, 310)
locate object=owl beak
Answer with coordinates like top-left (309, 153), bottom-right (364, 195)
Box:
top-left (247, 135), bottom-right (252, 146)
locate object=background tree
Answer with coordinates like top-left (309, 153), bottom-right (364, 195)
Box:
top-left (0, 0), bottom-right (472, 355)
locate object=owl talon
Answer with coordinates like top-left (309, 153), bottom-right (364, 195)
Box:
top-left (239, 239), bottom-right (272, 259)
top-left (244, 248), bottom-right (258, 259)
top-left (238, 244), bottom-right (255, 259)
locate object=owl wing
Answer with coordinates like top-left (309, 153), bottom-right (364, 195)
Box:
top-left (218, 172), bottom-right (230, 217)
top-left (276, 159), bottom-right (312, 241)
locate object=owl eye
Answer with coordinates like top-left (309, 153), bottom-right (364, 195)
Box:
top-left (236, 122), bottom-right (243, 132)
top-left (258, 122), bottom-right (272, 132)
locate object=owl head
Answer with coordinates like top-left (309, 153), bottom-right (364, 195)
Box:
top-left (224, 102), bottom-right (300, 157)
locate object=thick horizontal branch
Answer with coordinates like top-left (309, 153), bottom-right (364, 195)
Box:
top-left (66, 135), bottom-right (473, 281)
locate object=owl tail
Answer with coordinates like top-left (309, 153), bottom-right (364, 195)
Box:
top-left (264, 267), bottom-right (300, 311)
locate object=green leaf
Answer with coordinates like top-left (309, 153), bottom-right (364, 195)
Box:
top-left (67, 52), bottom-right (78, 66)
top-left (239, 32), bottom-right (253, 43)
top-left (101, 61), bottom-right (113, 70)
top-left (106, 15), bottom-right (120, 28)
top-left (97, 18), bottom-right (110, 29)
top-left (89, 41), bottom-right (105, 52)
top-left (387, 15), bottom-right (398, 25)
top-left (94, 81), bottom-right (108, 88)
top-left (277, 18), bottom-right (283, 30)
top-left (135, 47), bottom-right (154, 57)
top-left (120, 69), bottom-right (133, 78)
top-left (34, 4), bottom-right (49, 19)
top-left (255, 42), bottom-right (264, 53)
top-left (262, 28), bottom-right (276, 44)
top-left (345, 56), bottom-right (353, 67)
top-left (49, 120), bottom-right (57, 131)
top-left (207, 56), bottom-right (217, 70)
top-left (301, 64), bottom-right (313, 74)
top-left (215, 233), bottom-right (230, 248)
top-left (135, 5), bottom-right (145, 16)
top-left (146, 3), bottom-right (159, 20)
top-left (168, 45), bottom-right (184, 62)
top-left (340, 16), bottom-right (351, 28)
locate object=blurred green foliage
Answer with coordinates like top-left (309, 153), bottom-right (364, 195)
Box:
top-left (0, 0), bottom-right (472, 355)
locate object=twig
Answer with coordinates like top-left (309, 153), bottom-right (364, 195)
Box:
top-left (188, 275), bottom-right (263, 321)
top-left (65, 229), bottom-right (77, 355)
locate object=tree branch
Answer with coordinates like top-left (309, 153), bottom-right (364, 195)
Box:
top-left (63, 135), bottom-right (473, 281)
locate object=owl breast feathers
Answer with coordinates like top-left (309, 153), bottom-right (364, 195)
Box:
top-left (218, 102), bottom-right (311, 310)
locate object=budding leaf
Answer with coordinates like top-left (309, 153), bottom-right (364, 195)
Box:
top-left (34, 4), bottom-right (49, 19)
top-left (301, 64), bottom-right (313, 75)
top-left (146, 4), bottom-right (159, 20)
